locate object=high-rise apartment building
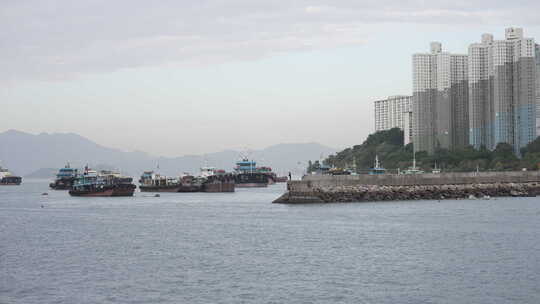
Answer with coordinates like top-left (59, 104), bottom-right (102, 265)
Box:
top-left (468, 28), bottom-right (537, 154)
top-left (536, 43), bottom-right (540, 136)
top-left (374, 95), bottom-right (413, 144)
top-left (469, 34), bottom-right (494, 149)
top-left (403, 110), bottom-right (413, 146)
top-left (413, 42), bottom-right (469, 154)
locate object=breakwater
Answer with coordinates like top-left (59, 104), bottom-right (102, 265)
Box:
top-left (273, 171), bottom-right (540, 204)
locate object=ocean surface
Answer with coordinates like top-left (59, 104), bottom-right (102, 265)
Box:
top-left (2, 179), bottom-right (540, 304)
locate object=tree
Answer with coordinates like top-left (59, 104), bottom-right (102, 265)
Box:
top-left (318, 132), bottom-right (540, 174)
top-left (522, 137), bottom-right (540, 154)
top-left (493, 143), bottom-right (516, 160)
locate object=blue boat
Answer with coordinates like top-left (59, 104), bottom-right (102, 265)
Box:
top-left (369, 155), bottom-right (387, 175)
top-left (234, 158), bottom-right (269, 188)
top-left (49, 163), bottom-right (78, 190)
top-left (69, 167), bottom-right (136, 197)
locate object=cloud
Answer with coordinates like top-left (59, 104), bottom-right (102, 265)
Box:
top-left (1, 0), bottom-right (539, 83)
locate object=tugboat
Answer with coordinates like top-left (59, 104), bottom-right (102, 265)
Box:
top-left (69, 167), bottom-right (136, 197)
top-left (0, 164), bottom-right (22, 185)
top-left (139, 171), bottom-right (183, 192)
top-left (49, 163), bottom-right (78, 190)
top-left (234, 158), bottom-right (269, 188)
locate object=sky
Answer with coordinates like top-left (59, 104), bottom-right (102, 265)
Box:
top-left (2, 0), bottom-right (540, 157)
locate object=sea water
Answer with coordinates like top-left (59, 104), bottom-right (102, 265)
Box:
top-left (2, 179), bottom-right (540, 303)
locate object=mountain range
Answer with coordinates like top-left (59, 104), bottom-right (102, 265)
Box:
top-left (0, 130), bottom-right (336, 178)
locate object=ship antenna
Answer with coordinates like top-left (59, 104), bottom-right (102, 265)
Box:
top-left (239, 149), bottom-right (250, 161)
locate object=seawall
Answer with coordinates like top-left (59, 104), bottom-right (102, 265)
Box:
top-left (273, 171), bottom-right (540, 204)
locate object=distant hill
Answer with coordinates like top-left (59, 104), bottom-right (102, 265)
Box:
top-left (0, 130), bottom-right (336, 177)
top-left (24, 168), bottom-right (57, 179)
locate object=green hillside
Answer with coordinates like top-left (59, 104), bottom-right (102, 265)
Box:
top-left (317, 128), bottom-right (540, 173)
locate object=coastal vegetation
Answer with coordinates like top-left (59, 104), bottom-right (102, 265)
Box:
top-left (310, 128), bottom-right (540, 173)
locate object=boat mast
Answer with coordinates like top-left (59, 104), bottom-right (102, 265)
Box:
top-left (412, 143), bottom-right (417, 170)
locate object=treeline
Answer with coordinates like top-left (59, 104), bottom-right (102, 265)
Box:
top-left (312, 128), bottom-right (540, 173)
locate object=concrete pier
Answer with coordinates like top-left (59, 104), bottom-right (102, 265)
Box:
top-left (273, 172), bottom-right (540, 204)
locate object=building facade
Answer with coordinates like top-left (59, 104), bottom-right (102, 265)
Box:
top-left (468, 28), bottom-right (537, 154)
top-left (536, 43), bottom-right (540, 136)
top-left (374, 95), bottom-right (413, 144)
top-left (413, 42), bottom-right (469, 154)
top-left (469, 34), bottom-right (495, 150)
top-left (402, 110), bottom-right (413, 145)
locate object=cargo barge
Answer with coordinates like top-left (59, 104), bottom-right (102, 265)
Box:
top-left (202, 173), bottom-right (235, 192)
top-left (139, 171), bottom-right (185, 192)
top-left (139, 167), bottom-right (235, 193)
top-left (234, 159), bottom-right (269, 188)
top-left (69, 168), bottom-right (136, 197)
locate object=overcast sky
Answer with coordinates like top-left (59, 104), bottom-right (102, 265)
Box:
top-left (2, 0), bottom-right (540, 156)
